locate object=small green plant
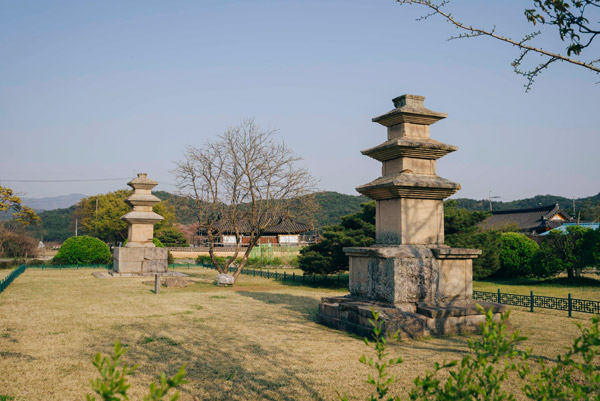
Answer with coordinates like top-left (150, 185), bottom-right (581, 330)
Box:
top-left (338, 309), bottom-right (403, 401)
top-left (341, 306), bottom-right (600, 401)
top-left (409, 307), bottom-right (530, 401)
top-left (196, 255), bottom-right (231, 266)
top-left (87, 340), bottom-right (186, 401)
top-left (523, 315), bottom-right (600, 400)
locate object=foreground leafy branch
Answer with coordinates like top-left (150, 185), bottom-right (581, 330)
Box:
top-left (87, 340), bottom-right (187, 401)
top-left (340, 308), bottom-right (600, 400)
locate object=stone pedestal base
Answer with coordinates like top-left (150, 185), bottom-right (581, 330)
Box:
top-left (113, 247), bottom-right (168, 274)
top-left (318, 296), bottom-right (505, 339)
top-left (345, 245), bottom-right (482, 307)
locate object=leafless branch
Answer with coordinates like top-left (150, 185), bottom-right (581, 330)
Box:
top-left (397, 0), bottom-right (600, 90)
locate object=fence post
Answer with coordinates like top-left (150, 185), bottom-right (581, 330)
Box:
top-left (283, 271), bottom-right (286, 281)
top-left (292, 272), bottom-right (295, 282)
top-left (275, 271), bottom-right (278, 280)
top-left (497, 288), bottom-right (501, 304)
top-left (568, 293), bottom-right (572, 317)
top-left (530, 290), bottom-right (534, 313)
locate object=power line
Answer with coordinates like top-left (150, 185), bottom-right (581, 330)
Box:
top-left (0, 177), bottom-right (131, 183)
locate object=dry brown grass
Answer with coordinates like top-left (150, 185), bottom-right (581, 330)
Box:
top-left (0, 268), bottom-right (14, 280)
top-left (0, 268), bottom-right (597, 401)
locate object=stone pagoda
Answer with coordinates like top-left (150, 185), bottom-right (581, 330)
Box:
top-left (318, 95), bottom-right (503, 338)
top-left (113, 173), bottom-right (168, 274)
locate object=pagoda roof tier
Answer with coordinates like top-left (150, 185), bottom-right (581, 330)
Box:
top-left (361, 137), bottom-right (458, 161)
top-left (120, 211), bottom-right (164, 225)
top-left (127, 173), bottom-right (159, 190)
top-left (356, 173), bottom-right (460, 200)
top-left (125, 193), bottom-right (162, 207)
top-left (372, 94), bottom-right (447, 127)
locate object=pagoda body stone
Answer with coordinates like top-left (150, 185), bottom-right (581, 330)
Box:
top-left (113, 173), bottom-right (168, 274)
top-left (317, 95), bottom-right (504, 339)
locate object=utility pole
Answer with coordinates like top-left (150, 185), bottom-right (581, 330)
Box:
top-left (488, 191), bottom-right (501, 212)
top-left (75, 219), bottom-right (78, 236)
top-left (572, 198), bottom-right (576, 220)
top-left (95, 196), bottom-right (99, 237)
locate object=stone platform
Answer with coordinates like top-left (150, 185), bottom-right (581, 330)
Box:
top-left (113, 247), bottom-right (168, 274)
top-left (93, 271), bottom-right (188, 279)
top-left (318, 295), bottom-right (505, 339)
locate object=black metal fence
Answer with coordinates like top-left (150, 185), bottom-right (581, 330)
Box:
top-left (0, 264), bottom-right (26, 294)
top-left (473, 289), bottom-right (600, 316)
top-left (192, 262), bottom-right (347, 288)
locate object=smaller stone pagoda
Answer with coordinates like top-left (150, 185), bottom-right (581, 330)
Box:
top-left (113, 173), bottom-right (168, 274)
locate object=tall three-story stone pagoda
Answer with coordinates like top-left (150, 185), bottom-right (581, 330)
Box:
top-left (318, 95), bottom-right (503, 338)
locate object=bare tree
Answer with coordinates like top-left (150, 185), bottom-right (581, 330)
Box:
top-left (174, 119), bottom-right (317, 282)
top-left (397, 0), bottom-right (600, 91)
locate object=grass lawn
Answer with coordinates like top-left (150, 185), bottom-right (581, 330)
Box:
top-left (0, 268), bottom-right (598, 400)
top-left (0, 268), bottom-right (15, 280)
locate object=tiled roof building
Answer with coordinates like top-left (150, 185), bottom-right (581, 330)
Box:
top-left (478, 203), bottom-right (572, 234)
top-left (212, 216), bottom-right (312, 245)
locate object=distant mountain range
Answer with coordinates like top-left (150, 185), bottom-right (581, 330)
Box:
top-left (21, 193), bottom-right (86, 211)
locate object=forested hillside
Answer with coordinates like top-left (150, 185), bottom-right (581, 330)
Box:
top-left (26, 206), bottom-right (76, 242)
top-left (13, 191), bottom-right (599, 243)
top-left (312, 192), bottom-right (370, 227)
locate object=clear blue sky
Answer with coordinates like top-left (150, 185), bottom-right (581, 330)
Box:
top-left (1, 0), bottom-right (598, 202)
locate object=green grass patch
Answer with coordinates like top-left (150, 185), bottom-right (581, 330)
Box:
top-left (138, 336), bottom-right (179, 346)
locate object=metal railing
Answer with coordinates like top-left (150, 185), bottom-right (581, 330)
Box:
top-left (31, 264), bottom-right (112, 270)
top-left (180, 262), bottom-right (347, 288)
top-left (0, 264), bottom-right (26, 294)
top-left (473, 289), bottom-right (600, 316)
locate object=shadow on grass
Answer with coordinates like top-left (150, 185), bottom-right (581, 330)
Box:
top-left (119, 325), bottom-right (327, 401)
top-left (273, 274), bottom-right (349, 291)
top-left (478, 275), bottom-right (600, 288)
top-left (236, 291), bottom-right (321, 321)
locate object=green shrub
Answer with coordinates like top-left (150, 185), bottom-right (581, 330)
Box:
top-left (53, 236), bottom-right (111, 265)
top-left (299, 202), bottom-right (376, 275)
top-left (498, 232), bottom-right (539, 277)
top-left (446, 230), bottom-right (502, 279)
top-left (530, 244), bottom-right (565, 277)
top-left (529, 226), bottom-right (600, 278)
top-left (196, 255), bottom-right (230, 266)
top-left (156, 228), bottom-right (189, 247)
top-left (246, 256), bottom-right (283, 268)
